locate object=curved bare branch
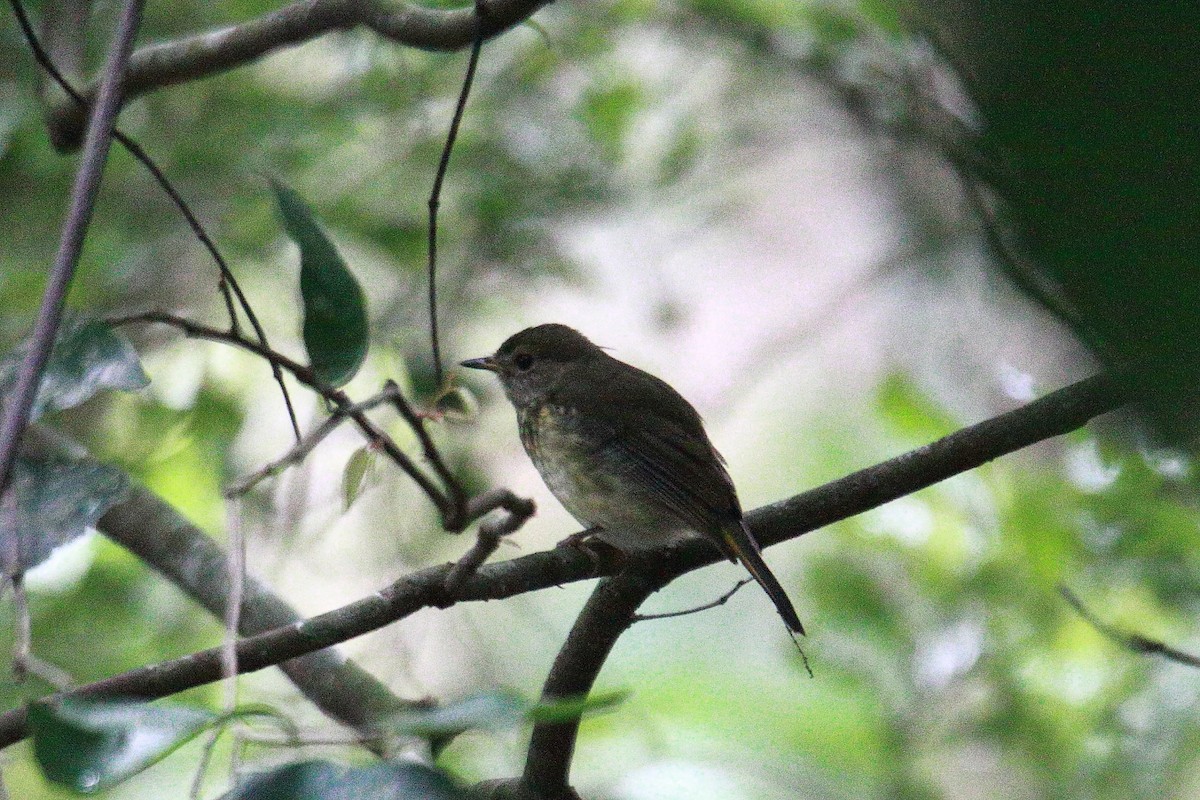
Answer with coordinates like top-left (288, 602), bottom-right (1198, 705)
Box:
top-left (46, 0), bottom-right (553, 149)
top-left (521, 571), bottom-right (665, 798)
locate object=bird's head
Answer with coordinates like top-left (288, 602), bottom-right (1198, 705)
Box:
top-left (460, 324), bottom-right (602, 407)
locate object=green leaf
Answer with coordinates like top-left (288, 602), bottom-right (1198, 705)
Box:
top-left (386, 690), bottom-right (625, 739)
top-left (343, 446), bottom-right (378, 511)
top-left (686, 0), bottom-right (806, 31)
top-left (4, 453), bottom-right (128, 570)
top-left (28, 698), bottom-right (217, 793)
top-left (526, 690), bottom-right (627, 724)
top-left (855, 0), bottom-right (904, 38)
top-left (270, 179), bottom-right (369, 387)
top-left (0, 318), bottom-right (148, 422)
top-left (222, 760), bottom-right (465, 800)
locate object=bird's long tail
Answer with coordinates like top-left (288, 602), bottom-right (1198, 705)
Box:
top-left (721, 523), bottom-right (805, 636)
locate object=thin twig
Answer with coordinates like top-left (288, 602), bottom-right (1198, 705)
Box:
top-left (0, 0), bottom-right (144, 499)
top-left (225, 386), bottom-right (402, 497)
top-left (426, 2), bottom-right (488, 390)
top-left (463, 487), bottom-right (538, 529)
top-left (7, 0), bottom-right (303, 442)
top-left (9, 577), bottom-right (31, 683)
top-left (951, 156), bottom-right (1092, 346)
top-left (108, 312), bottom-right (452, 518)
top-left (1059, 584), bottom-right (1200, 669)
top-left (632, 578), bottom-right (752, 622)
top-left (192, 500), bottom-right (248, 799)
top-left (230, 728), bottom-right (246, 787)
top-left (1, 486), bottom-right (31, 683)
top-left (444, 530), bottom-right (503, 595)
top-left (222, 500), bottom-right (246, 706)
top-left (239, 730), bottom-right (380, 748)
top-left (15, 652), bottom-right (74, 691)
top-left (384, 379), bottom-right (469, 525)
top-left (188, 725), bottom-right (219, 800)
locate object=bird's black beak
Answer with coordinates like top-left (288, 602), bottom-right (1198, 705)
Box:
top-left (460, 356), bottom-right (500, 373)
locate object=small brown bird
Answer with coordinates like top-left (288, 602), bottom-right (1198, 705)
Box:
top-left (462, 324), bottom-right (804, 635)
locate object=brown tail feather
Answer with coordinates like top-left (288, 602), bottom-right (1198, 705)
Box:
top-left (721, 524), bottom-right (805, 635)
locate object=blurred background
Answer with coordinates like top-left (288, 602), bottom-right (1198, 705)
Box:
top-left (3, 0), bottom-right (1199, 797)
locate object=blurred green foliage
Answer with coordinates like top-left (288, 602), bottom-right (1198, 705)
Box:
top-left (2, 0), bottom-right (1199, 798)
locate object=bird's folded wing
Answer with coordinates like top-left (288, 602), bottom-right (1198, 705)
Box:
top-left (589, 416), bottom-right (742, 541)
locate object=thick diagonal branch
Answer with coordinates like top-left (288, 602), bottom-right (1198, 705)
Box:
top-left (0, 374), bottom-right (1124, 750)
top-left (23, 424), bottom-right (415, 751)
top-left (514, 372), bottom-right (1125, 797)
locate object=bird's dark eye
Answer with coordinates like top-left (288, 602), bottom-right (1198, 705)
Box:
top-left (513, 352), bottom-right (534, 371)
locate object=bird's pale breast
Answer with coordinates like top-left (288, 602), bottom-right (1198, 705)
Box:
top-left (518, 402), bottom-right (690, 550)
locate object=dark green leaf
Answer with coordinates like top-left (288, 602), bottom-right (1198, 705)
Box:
top-left (270, 179), bottom-right (368, 387)
top-left (222, 760), bottom-right (465, 800)
top-left (0, 318), bottom-right (148, 422)
top-left (28, 698), bottom-right (217, 793)
top-left (3, 453), bottom-right (128, 570)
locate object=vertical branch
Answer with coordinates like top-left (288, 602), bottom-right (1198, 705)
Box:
top-left (521, 570), bottom-right (667, 798)
top-left (426, 3), bottom-right (488, 390)
top-left (0, 0), bottom-right (144, 494)
top-left (384, 379), bottom-right (469, 522)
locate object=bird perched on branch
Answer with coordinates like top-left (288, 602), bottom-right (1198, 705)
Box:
top-left (461, 323), bottom-right (805, 636)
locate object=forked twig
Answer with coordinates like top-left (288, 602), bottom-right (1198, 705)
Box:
top-left (109, 311), bottom-right (453, 517)
top-left (444, 488), bottom-right (536, 593)
top-left (109, 312), bottom-right (533, 542)
top-left (383, 379), bottom-right (470, 525)
top-left (226, 385), bottom-right (403, 497)
top-left (632, 578), bottom-right (752, 622)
